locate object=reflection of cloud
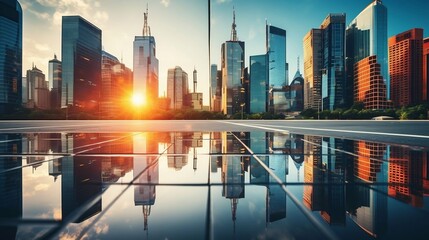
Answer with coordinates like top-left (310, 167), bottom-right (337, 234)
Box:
top-left (161, 0), bottom-right (170, 7)
top-left (59, 219), bottom-right (109, 240)
top-left (216, 0), bottom-right (232, 4)
top-left (53, 208), bottom-right (62, 220)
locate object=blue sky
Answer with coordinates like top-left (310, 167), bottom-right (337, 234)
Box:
top-left (20, 0), bottom-right (429, 105)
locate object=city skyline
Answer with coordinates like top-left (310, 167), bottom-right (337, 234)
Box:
top-left (18, 0), bottom-right (429, 106)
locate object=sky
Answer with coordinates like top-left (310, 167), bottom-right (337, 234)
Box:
top-left (20, 0), bottom-right (429, 105)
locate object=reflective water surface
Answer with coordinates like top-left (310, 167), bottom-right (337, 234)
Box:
top-left (0, 131), bottom-right (428, 239)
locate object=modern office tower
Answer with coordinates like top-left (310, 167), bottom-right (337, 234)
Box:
top-left (388, 147), bottom-right (424, 207)
top-left (26, 66), bottom-right (50, 109)
top-left (210, 64), bottom-right (221, 111)
top-left (424, 38), bottom-right (429, 102)
top-left (61, 16), bottom-right (102, 113)
top-left (21, 77), bottom-right (27, 104)
top-left (133, 7), bottom-right (159, 106)
top-left (354, 56), bottom-right (390, 109)
top-left (133, 133), bottom-right (159, 231)
top-left (62, 133), bottom-right (102, 223)
top-left (167, 66), bottom-right (189, 110)
top-left (0, 133), bottom-right (22, 239)
top-left (101, 51), bottom-right (133, 119)
top-left (48, 54), bottom-right (62, 109)
top-left (349, 140), bottom-right (388, 237)
top-left (389, 29), bottom-right (424, 107)
top-left (167, 132), bottom-right (191, 170)
top-left (303, 29), bottom-right (322, 110)
top-left (347, 0), bottom-right (389, 109)
top-left (266, 24), bottom-right (288, 114)
top-left (0, 0), bottom-right (22, 114)
top-left (221, 9), bottom-right (245, 116)
top-left (320, 14), bottom-right (346, 110)
top-left (249, 54), bottom-right (267, 113)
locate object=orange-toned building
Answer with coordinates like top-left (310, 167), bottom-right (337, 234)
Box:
top-left (388, 28), bottom-right (424, 107)
top-left (354, 55), bottom-right (391, 109)
top-left (423, 37), bottom-right (429, 103)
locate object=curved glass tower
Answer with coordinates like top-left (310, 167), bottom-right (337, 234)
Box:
top-left (347, 0), bottom-right (389, 100)
top-left (0, 0), bottom-right (22, 114)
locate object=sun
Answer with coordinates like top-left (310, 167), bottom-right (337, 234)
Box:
top-left (132, 93), bottom-right (145, 106)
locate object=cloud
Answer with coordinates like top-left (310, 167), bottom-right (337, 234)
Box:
top-left (34, 183), bottom-right (49, 191)
top-left (216, 0), bottom-right (232, 4)
top-left (28, 9), bottom-right (51, 20)
top-left (161, 0), bottom-right (170, 7)
top-left (248, 27), bottom-right (256, 40)
top-left (36, 0), bottom-right (58, 7)
top-left (35, 43), bottom-right (50, 52)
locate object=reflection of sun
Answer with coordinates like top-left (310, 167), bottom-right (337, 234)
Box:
top-left (132, 93), bottom-right (145, 106)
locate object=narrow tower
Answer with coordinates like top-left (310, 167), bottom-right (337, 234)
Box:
top-left (231, 7), bottom-right (237, 41)
top-left (193, 67), bottom-right (197, 93)
top-left (143, 4), bottom-right (151, 36)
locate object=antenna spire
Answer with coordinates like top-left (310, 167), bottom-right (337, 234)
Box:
top-left (297, 56), bottom-right (300, 71)
top-left (231, 7), bottom-right (238, 41)
top-left (143, 4), bottom-right (151, 36)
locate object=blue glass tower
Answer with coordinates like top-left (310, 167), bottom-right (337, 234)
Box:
top-left (266, 25), bottom-right (287, 88)
top-left (221, 9), bottom-right (245, 116)
top-left (347, 0), bottom-right (388, 100)
top-left (321, 14), bottom-right (346, 110)
top-left (61, 16), bottom-right (102, 112)
top-left (249, 54), bottom-right (267, 113)
top-left (0, 0), bottom-right (22, 114)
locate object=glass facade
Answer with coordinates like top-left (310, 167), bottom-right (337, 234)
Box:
top-left (221, 41), bottom-right (245, 116)
top-left (48, 55), bottom-right (62, 109)
top-left (347, 0), bottom-right (389, 99)
top-left (321, 14), bottom-right (346, 111)
top-left (167, 66), bottom-right (188, 110)
top-left (289, 73), bottom-right (304, 112)
top-left (266, 25), bottom-right (287, 88)
top-left (133, 36), bottom-right (159, 104)
top-left (0, 0), bottom-right (22, 114)
top-left (249, 54), bottom-right (267, 113)
top-left (61, 16), bottom-right (102, 112)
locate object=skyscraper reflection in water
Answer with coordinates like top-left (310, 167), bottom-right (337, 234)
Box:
top-left (0, 134), bottom-right (22, 240)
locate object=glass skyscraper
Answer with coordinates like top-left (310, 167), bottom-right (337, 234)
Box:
top-left (0, 0), bottom-right (22, 114)
top-left (250, 54), bottom-right (267, 113)
top-left (221, 10), bottom-right (245, 116)
top-left (347, 0), bottom-right (389, 100)
top-left (48, 54), bottom-right (62, 109)
top-left (133, 8), bottom-right (159, 105)
top-left (321, 14), bottom-right (346, 110)
top-left (61, 16), bottom-right (102, 112)
top-left (266, 25), bottom-right (287, 88)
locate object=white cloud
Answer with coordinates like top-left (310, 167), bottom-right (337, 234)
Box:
top-left (35, 43), bottom-right (50, 52)
top-left (216, 0), bottom-right (232, 4)
top-left (36, 0), bottom-right (58, 7)
top-left (161, 0), bottom-right (170, 7)
top-left (28, 9), bottom-right (51, 20)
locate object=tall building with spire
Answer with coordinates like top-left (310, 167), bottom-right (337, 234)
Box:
top-left (221, 8), bottom-right (245, 116)
top-left (48, 54), bottom-right (62, 109)
top-left (133, 6), bottom-right (159, 106)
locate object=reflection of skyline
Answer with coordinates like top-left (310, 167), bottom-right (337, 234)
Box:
top-left (1, 132), bottom-right (429, 239)
top-left (0, 134), bottom-right (23, 239)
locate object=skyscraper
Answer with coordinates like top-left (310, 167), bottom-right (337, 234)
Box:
top-left (389, 29), bottom-right (424, 107)
top-left (48, 54), bottom-right (62, 109)
top-left (321, 14), bottom-right (346, 110)
top-left (61, 16), bottom-right (102, 112)
top-left (249, 54), bottom-right (267, 113)
top-left (266, 24), bottom-right (288, 114)
top-left (101, 51), bottom-right (133, 119)
top-left (26, 66), bottom-right (50, 109)
top-left (424, 38), bottom-right (429, 102)
top-left (354, 56), bottom-right (390, 109)
top-left (0, 0), bottom-right (22, 114)
top-left (210, 64), bottom-right (221, 112)
top-left (221, 8), bottom-right (245, 116)
top-left (167, 66), bottom-right (189, 110)
top-left (133, 7), bottom-right (159, 106)
top-left (303, 29), bottom-right (322, 110)
top-left (347, 0), bottom-right (389, 109)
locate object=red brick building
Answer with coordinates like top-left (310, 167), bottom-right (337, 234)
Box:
top-left (388, 28), bottom-right (424, 107)
top-left (354, 55), bottom-right (391, 109)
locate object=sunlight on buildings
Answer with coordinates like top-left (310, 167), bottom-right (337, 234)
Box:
top-left (132, 93), bottom-right (145, 107)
